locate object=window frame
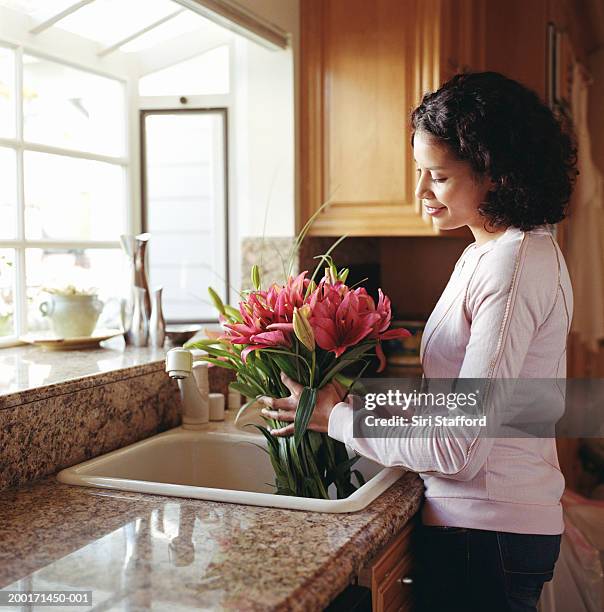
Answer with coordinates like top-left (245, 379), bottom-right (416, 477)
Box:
top-left (0, 41), bottom-right (132, 347)
top-left (139, 106), bottom-right (230, 324)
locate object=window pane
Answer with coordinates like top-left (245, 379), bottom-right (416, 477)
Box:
top-left (26, 248), bottom-right (125, 332)
top-left (0, 1), bottom-right (83, 21)
top-left (144, 112), bottom-right (227, 321)
top-left (24, 151), bottom-right (125, 241)
top-left (0, 147), bottom-right (17, 238)
top-left (23, 55), bottom-right (125, 156)
top-left (120, 12), bottom-right (225, 53)
top-left (0, 249), bottom-right (14, 337)
top-left (57, 0), bottom-right (177, 46)
top-left (138, 45), bottom-right (229, 97)
top-left (0, 46), bottom-right (15, 138)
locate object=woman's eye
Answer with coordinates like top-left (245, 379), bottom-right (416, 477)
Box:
top-left (415, 168), bottom-right (446, 183)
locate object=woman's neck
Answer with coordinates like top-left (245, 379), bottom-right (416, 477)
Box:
top-left (469, 224), bottom-right (509, 247)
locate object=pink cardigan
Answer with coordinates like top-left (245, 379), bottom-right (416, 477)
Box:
top-left (328, 226), bottom-right (573, 534)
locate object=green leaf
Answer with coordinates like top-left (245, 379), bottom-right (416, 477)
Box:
top-left (261, 349), bottom-right (312, 381)
top-left (233, 397), bottom-right (259, 426)
top-left (301, 436), bottom-right (329, 499)
top-left (192, 355), bottom-right (238, 371)
top-left (293, 386), bottom-right (317, 450)
top-left (318, 342), bottom-right (375, 387)
top-left (325, 454), bottom-right (359, 487)
top-left (229, 381), bottom-right (259, 399)
top-left (224, 304), bottom-right (243, 322)
top-left (352, 469), bottom-right (366, 488)
top-left (184, 338), bottom-right (221, 348)
top-left (278, 436), bottom-right (297, 493)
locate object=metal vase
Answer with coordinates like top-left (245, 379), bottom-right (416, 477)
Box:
top-left (149, 287), bottom-right (166, 348)
top-left (120, 233), bottom-right (152, 345)
top-left (129, 287), bottom-right (149, 347)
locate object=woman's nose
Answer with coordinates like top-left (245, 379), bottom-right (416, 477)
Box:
top-left (415, 174), bottom-right (434, 201)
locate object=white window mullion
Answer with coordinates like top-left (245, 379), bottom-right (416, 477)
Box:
top-left (0, 138), bottom-right (129, 167)
top-left (14, 45), bottom-right (26, 337)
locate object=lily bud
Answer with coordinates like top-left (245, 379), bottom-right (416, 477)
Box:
top-left (325, 266), bottom-right (338, 285)
top-left (329, 261), bottom-right (338, 282)
top-left (293, 306), bottom-right (315, 351)
top-left (299, 303), bottom-right (311, 318)
top-left (207, 286), bottom-right (226, 315)
top-left (338, 268), bottom-right (349, 283)
top-left (251, 264), bottom-right (261, 290)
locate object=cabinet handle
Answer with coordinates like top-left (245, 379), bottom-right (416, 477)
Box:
top-left (397, 577), bottom-right (413, 584)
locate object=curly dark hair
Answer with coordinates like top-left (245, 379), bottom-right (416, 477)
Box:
top-left (410, 71), bottom-right (578, 231)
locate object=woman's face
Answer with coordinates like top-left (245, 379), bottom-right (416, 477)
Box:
top-left (413, 130), bottom-right (494, 234)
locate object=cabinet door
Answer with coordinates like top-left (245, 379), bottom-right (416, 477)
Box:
top-left (300, 0), bottom-right (443, 237)
top-left (378, 551), bottom-right (414, 611)
top-left (440, 0), bottom-right (486, 81)
top-left (358, 519), bottom-right (416, 611)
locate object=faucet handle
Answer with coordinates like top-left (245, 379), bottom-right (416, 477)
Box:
top-left (166, 348), bottom-right (192, 379)
top-left (192, 361), bottom-right (209, 394)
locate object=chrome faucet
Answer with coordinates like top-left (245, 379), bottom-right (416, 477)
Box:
top-left (165, 348), bottom-right (209, 429)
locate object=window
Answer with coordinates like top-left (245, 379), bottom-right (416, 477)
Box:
top-left (141, 109), bottom-right (228, 322)
top-left (138, 44), bottom-right (230, 97)
top-left (0, 46), bottom-right (128, 344)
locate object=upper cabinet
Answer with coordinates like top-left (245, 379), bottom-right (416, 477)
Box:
top-left (299, 0), bottom-right (550, 237)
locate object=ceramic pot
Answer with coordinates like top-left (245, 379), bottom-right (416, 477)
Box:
top-left (39, 294), bottom-right (104, 338)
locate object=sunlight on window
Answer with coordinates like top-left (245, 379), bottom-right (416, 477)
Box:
top-left (0, 0), bottom-right (78, 21)
top-left (138, 45), bottom-right (229, 97)
top-left (0, 248), bottom-right (14, 337)
top-left (26, 249), bottom-right (126, 332)
top-left (120, 11), bottom-right (219, 53)
top-left (23, 54), bottom-right (125, 157)
top-left (144, 111), bottom-right (227, 321)
top-left (0, 147), bottom-right (17, 239)
top-left (24, 152), bottom-right (125, 241)
top-left (0, 46), bottom-right (15, 138)
top-left (57, 0), bottom-right (177, 46)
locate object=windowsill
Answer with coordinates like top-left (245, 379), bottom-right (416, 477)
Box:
top-left (1, 336), bottom-right (178, 409)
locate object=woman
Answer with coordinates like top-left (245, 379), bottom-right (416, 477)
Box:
top-left (258, 72), bottom-right (577, 611)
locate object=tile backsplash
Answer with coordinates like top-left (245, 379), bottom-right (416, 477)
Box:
top-left (240, 234), bottom-right (472, 318)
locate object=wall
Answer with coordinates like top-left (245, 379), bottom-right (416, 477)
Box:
top-left (231, 0), bottom-right (299, 238)
top-left (233, 38), bottom-right (295, 238)
top-left (588, 47), bottom-right (604, 176)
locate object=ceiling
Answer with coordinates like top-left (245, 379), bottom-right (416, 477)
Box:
top-left (0, 0), bottom-right (223, 56)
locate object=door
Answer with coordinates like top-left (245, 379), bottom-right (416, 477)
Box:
top-left (141, 109), bottom-right (228, 322)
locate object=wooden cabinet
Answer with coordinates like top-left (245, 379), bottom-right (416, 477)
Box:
top-left (300, 0), bottom-right (445, 237)
top-left (440, 0), bottom-right (486, 80)
top-left (357, 518), bottom-right (416, 611)
top-left (299, 0), bottom-right (552, 237)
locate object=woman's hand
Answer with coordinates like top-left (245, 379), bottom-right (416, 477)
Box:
top-left (257, 372), bottom-right (349, 437)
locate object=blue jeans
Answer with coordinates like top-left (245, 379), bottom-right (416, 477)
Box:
top-left (414, 524), bottom-right (561, 611)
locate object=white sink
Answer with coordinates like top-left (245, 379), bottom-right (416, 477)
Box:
top-left (57, 418), bottom-right (404, 513)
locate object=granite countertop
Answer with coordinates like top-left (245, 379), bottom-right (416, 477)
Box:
top-left (0, 337), bottom-right (168, 408)
top-left (0, 335), bottom-right (425, 610)
top-left (0, 470), bottom-right (423, 611)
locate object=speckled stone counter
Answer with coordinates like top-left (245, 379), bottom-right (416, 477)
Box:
top-left (0, 337), bottom-right (169, 408)
top-left (0, 338), bottom-right (235, 490)
top-left (0, 471), bottom-right (423, 611)
top-left (0, 334), bottom-right (425, 610)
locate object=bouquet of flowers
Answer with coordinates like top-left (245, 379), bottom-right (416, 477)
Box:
top-left (187, 239), bottom-right (410, 500)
